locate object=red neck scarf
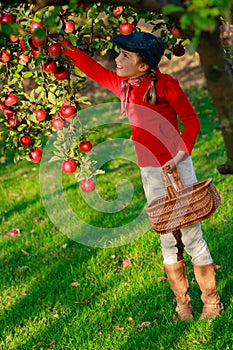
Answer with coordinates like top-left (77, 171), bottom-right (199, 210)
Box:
top-left (121, 73), bottom-right (149, 116)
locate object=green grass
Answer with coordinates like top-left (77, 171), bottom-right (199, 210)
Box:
top-left (0, 86), bottom-right (233, 350)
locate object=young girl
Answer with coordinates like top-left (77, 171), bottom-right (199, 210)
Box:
top-left (61, 31), bottom-right (223, 320)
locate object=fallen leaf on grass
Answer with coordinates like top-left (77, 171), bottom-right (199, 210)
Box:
top-left (158, 276), bottom-right (167, 282)
top-left (21, 249), bottom-right (29, 256)
top-left (122, 259), bottom-right (131, 268)
top-left (71, 281), bottom-right (80, 287)
top-left (32, 342), bottom-right (41, 349)
top-left (5, 336), bottom-right (11, 343)
top-left (137, 322), bottom-right (151, 328)
top-left (113, 325), bottom-right (124, 331)
top-left (100, 298), bottom-right (106, 306)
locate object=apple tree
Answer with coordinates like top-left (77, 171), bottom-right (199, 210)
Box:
top-left (1, 0), bottom-right (233, 176)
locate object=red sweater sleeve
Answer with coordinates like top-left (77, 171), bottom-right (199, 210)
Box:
top-left (61, 42), bottom-right (123, 96)
top-left (163, 75), bottom-right (200, 154)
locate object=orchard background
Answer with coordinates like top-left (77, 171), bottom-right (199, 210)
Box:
top-left (1, 0), bottom-right (233, 176)
top-left (0, 2), bottom-right (233, 350)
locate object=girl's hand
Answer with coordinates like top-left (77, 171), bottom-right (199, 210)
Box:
top-left (162, 150), bottom-right (188, 174)
top-left (162, 159), bottom-right (176, 174)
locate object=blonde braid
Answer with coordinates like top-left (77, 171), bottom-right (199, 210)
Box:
top-left (143, 68), bottom-right (157, 104)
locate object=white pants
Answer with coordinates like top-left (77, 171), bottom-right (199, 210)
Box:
top-left (140, 157), bottom-right (213, 265)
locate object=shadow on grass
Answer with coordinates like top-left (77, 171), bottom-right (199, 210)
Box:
top-left (1, 222), bottom-right (232, 350)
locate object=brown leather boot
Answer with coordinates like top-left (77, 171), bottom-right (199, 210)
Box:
top-left (193, 263), bottom-right (224, 320)
top-left (164, 260), bottom-right (194, 321)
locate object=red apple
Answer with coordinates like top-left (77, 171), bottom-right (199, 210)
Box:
top-left (8, 117), bottom-right (20, 129)
top-left (1, 13), bottom-right (15, 22)
top-left (119, 22), bottom-right (134, 35)
top-left (4, 108), bottom-right (15, 118)
top-left (60, 105), bottom-right (76, 119)
top-left (113, 6), bottom-right (124, 16)
top-left (172, 44), bottom-right (185, 57)
top-left (79, 3), bottom-right (86, 9)
top-left (62, 159), bottom-right (77, 173)
top-left (20, 135), bottom-right (31, 146)
top-left (35, 109), bottom-right (46, 121)
top-left (31, 48), bottom-right (43, 57)
top-left (64, 20), bottom-right (75, 33)
top-left (43, 60), bottom-right (57, 73)
top-left (80, 179), bottom-right (96, 192)
top-left (171, 23), bottom-right (184, 38)
top-left (48, 43), bottom-right (61, 57)
top-left (19, 38), bottom-right (28, 51)
top-left (30, 21), bottom-right (43, 33)
top-left (31, 35), bottom-right (46, 47)
top-left (0, 49), bottom-right (11, 63)
top-left (52, 116), bottom-right (64, 130)
top-left (9, 229), bottom-right (19, 237)
top-left (54, 66), bottom-right (68, 80)
top-left (5, 93), bottom-right (18, 106)
top-left (79, 141), bottom-right (92, 153)
top-left (9, 34), bottom-right (19, 42)
top-left (29, 148), bottom-right (43, 163)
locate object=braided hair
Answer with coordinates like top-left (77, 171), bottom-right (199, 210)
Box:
top-left (143, 68), bottom-right (157, 104)
top-left (136, 53), bottom-right (157, 104)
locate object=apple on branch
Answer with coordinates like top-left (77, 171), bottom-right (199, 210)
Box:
top-left (35, 109), bottom-right (47, 121)
top-left (60, 105), bottom-right (76, 119)
top-left (119, 20), bottom-right (134, 35)
top-left (62, 159), bottom-right (77, 174)
top-left (80, 179), bottom-right (96, 192)
top-left (29, 148), bottom-right (43, 163)
top-left (79, 141), bottom-right (92, 153)
top-left (4, 93), bottom-right (19, 106)
top-left (0, 49), bottom-right (11, 63)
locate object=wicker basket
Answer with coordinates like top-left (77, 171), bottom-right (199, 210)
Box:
top-left (146, 169), bottom-right (221, 234)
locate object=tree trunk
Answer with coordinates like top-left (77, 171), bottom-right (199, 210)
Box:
top-left (197, 28), bottom-right (233, 174)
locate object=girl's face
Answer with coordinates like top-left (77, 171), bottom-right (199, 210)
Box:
top-left (115, 49), bottom-right (149, 78)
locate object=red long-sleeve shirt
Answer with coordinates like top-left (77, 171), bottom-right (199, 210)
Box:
top-left (62, 44), bottom-right (200, 167)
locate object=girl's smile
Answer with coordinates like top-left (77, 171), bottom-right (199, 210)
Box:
top-left (115, 48), bottom-right (149, 78)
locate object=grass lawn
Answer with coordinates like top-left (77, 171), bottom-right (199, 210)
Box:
top-left (0, 86), bottom-right (233, 350)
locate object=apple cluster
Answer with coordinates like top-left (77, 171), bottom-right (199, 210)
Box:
top-left (0, 7), bottom-right (98, 191)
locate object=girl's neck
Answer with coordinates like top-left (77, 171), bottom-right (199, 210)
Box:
top-left (128, 72), bottom-right (149, 80)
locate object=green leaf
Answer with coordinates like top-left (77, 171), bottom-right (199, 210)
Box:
top-left (69, 33), bottom-right (78, 46)
top-left (23, 71), bottom-right (33, 78)
top-left (0, 22), bottom-right (21, 36)
top-left (48, 91), bottom-right (57, 104)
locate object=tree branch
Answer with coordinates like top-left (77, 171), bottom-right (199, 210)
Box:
top-left (30, 0), bottom-right (186, 15)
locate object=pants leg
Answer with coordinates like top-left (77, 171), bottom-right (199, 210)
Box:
top-left (140, 157), bottom-right (213, 265)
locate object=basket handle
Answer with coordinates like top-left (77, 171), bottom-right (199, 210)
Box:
top-left (162, 168), bottom-right (185, 200)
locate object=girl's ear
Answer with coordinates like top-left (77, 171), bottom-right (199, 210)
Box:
top-left (139, 62), bottom-right (149, 72)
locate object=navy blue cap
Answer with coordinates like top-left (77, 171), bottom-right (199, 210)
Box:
top-left (111, 31), bottom-right (165, 69)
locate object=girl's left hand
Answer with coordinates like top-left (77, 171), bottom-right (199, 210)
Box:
top-left (162, 159), bottom-right (176, 174)
top-left (162, 150), bottom-right (188, 173)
